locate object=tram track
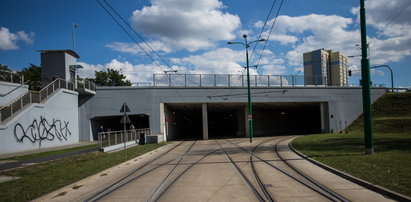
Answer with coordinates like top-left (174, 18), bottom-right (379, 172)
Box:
top-left (84, 140), bottom-right (192, 201)
top-left (215, 140), bottom-right (267, 202)
top-left (225, 136), bottom-right (350, 202)
top-left (273, 137), bottom-right (349, 202)
top-left (85, 137), bottom-right (352, 202)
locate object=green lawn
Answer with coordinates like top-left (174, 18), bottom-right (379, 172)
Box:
top-left (0, 143), bottom-right (167, 202)
top-left (292, 132), bottom-right (411, 197)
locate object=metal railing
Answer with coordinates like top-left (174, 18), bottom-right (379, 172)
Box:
top-left (153, 74), bottom-right (349, 87)
top-left (0, 78), bottom-right (75, 124)
top-left (77, 78), bottom-right (96, 91)
top-left (98, 128), bottom-right (150, 148)
top-left (0, 70), bottom-right (24, 84)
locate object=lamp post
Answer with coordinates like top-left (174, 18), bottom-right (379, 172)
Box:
top-left (227, 34), bottom-right (266, 143)
top-left (371, 65), bottom-right (394, 92)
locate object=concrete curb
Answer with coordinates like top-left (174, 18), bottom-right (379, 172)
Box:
top-left (288, 141), bottom-right (411, 202)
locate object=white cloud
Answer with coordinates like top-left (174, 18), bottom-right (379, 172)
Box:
top-left (171, 48), bottom-right (245, 74)
top-left (350, 0), bottom-right (411, 64)
top-left (130, 0), bottom-right (241, 51)
top-left (351, 0), bottom-right (411, 37)
top-left (171, 47), bottom-right (286, 76)
top-left (77, 59), bottom-right (189, 84)
top-left (0, 27), bottom-right (34, 50)
top-left (106, 40), bottom-right (172, 55)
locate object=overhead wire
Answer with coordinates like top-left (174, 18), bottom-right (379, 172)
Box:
top-left (249, 0), bottom-right (277, 63)
top-left (96, 0), bottom-right (164, 70)
top-left (101, 0), bottom-right (174, 70)
top-left (255, 0), bottom-right (285, 69)
top-left (223, 0), bottom-right (284, 101)
top-left (376, 0), bottom-right (411, 37)
top-left (96, 0), bottom-right (187, 101)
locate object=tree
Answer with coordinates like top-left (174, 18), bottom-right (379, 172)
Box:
top-left (93, 68), bottom-right (132, 86)
top-left (0, 64), bottom-right (11, 72)
top-left (17, 64), bottom-right (41, 91)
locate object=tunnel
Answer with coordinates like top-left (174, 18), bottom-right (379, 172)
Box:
top-left (165, 104), bottom-right (203, 140)
top-left (253, 103), bottom-right (322, 136)
top-left (165, 102), bottom-right (323, 140)
top-left (207, 104), bottom-right (245, 139)
top-left (91, 114), bottom-right (149, 140)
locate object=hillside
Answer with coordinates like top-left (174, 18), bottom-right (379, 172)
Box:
top-left (348, 92), bottom-right (411, 133)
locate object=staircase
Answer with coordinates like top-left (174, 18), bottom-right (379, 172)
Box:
top-left (0, 78), bottom-right (75, 125)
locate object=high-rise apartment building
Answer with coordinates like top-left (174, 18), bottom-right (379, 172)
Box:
top-left (303, 48), bottom-right (349, 86)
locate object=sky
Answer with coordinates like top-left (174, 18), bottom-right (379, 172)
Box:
top-left (1, 0), bottom-right (410, 88)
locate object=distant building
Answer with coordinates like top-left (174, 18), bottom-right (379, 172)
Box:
top-left (303, 48), bottom-right (349, 86)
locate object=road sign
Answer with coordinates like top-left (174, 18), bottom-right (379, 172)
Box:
top-left (120, 102), bottom-right (130, 113)
top-left (120, 115), bottom-right (131, 123)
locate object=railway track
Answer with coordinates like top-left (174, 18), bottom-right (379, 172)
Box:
top-left (225, 136), bottom-right (350, 202)
top-left (83, 137), bottom-right (362, 201)
top-left (84, 140), bottom-right (192, 201)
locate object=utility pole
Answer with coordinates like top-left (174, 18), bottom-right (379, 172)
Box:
top-left (227, 35), bottom-right (266, 143)
top-left (360, 0), bottom-right (374, 154)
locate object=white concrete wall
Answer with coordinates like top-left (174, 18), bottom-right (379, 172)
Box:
top-left (0, 89), bottom-right (79, 154)
top-left (0, 81), bottom-right (29, 106)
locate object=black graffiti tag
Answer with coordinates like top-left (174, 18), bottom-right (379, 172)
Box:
top-left (14, 116), bottom-right (71, 146)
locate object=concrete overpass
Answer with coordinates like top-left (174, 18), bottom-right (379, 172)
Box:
top-left (78, 74), bottom-right (386, 142)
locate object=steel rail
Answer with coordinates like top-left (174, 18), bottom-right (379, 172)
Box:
top-left (146, 140), bottom-right (198, 201)
top-left (215, 140), bottom-right (266, 202)
top-left (84, 141), bottom-right (187, 202)
top-left (225, 138), bottom-right (341, 202)
top-left (274, 137), bottom-right (349, 202)
top-left (152, 147), bottom-right (222, 202)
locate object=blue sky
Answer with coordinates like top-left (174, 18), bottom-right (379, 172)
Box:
top-left (1, 0), bottom-right (410, 87)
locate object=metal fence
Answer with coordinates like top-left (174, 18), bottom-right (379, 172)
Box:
top-left (0, 70), bottom-right (24, 84)
top-left (98, 128), bottom-right (151, 148)
top-left (0, 78), bottom-right (75, 124)
top-left (153, 74), bottom-right (333, 87)
top-left (77, 78), bottom-right (96, 91)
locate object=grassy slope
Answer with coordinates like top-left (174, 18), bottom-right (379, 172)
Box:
top-left (293, 92), bottom-right (411, 196)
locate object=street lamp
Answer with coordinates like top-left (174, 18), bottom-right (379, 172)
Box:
top-left (227, 34), bottom-right (266, 143)
top-left (371, 65), bottom-right (394, 92)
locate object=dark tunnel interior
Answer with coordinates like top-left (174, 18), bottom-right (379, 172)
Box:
top-left (166, 104), bottom-right (203, 140)
top-left (165, 102), bottom-right (323, 140)
top-left (91, 114), bottom-right (149, 140)
top-left (253, 103), bottom-right (322, 136)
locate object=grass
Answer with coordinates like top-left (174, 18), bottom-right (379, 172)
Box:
top-left (292, 132), bottom-right (411, 197)
top-left (292, 92), bottom-right (411, 197)
top-left (0, 143), bottom-right (167, 202)
top-left (0, 144), bottom-right (99, 161)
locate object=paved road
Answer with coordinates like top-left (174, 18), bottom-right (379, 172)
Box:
top-left (0, 147), bottom-right (99, 171)
top-left (35, 137), bottom-right (394, 202)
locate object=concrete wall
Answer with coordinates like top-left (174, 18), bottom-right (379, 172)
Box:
top-left (0, 81), bottom-right (29, 106)
top-left (0, 89), bottom-right (79, 154)
top-left (79, 86), bottom-right (386, 141)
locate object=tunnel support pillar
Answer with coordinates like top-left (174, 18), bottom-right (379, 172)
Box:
top-left (244, 105), bottom-right (250, 138)
top-left (160, 103), bottom-right (167, 142)
top-left (202, 103), bottom-right (209, 140)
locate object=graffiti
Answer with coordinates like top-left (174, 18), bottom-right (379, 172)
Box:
top-left (14, 116), bottom-right (71, 146)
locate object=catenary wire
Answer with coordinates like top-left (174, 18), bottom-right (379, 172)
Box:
top-left (102, 0), bottom-right (174, 70)
top-left (255, 0), bottom-right (285, 68)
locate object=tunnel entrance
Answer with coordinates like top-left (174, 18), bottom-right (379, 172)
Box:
top-left (207, 104), bottom-right (245, 139)
top-left (91, 114), bottom-right (149, 140)
top-left (165, 104), bottom-right (202, 140)
top-left (253, 103), bottom-right (322, 136)
top-left (164, 102), bottom-right (323, 141)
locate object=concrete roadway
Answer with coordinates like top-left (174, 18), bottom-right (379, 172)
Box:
top-left (35, 137), bottom-right (394, 202)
